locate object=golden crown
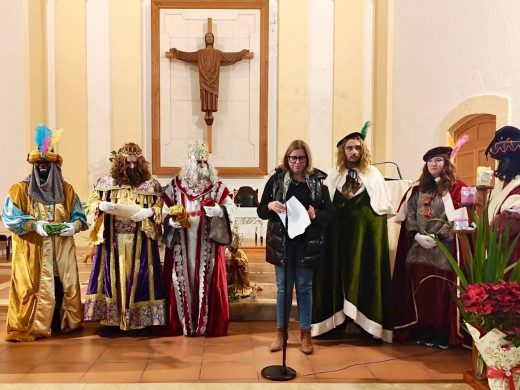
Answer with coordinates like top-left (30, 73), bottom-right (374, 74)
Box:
top-left (118, 142), bottom-right (143, 158)
top-left (188, 141), bottom-right (209, 161)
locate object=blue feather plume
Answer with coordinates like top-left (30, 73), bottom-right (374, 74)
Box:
top-left (34, 124), bottom-right (52, 152)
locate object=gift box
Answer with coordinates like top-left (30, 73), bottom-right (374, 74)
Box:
top-left (168, 205), bottom-right (191, 228)
top-left (461, 186), bottom-right (477, 205)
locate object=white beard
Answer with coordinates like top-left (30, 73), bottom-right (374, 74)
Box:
top-left (179, 159), bottom-right (218, 195)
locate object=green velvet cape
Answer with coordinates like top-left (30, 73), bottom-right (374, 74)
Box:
top-left (311, 189), bottom-right (393, 342)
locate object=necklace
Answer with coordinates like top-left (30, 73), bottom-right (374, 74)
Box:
top-left (291, 178), bottom-right (304, 185)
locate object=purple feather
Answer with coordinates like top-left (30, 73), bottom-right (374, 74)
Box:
top-left (41, 137), bottom-right (51, 154)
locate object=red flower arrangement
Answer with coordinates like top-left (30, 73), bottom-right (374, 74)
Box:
top-left (460, 280), bottom-right (520, 347)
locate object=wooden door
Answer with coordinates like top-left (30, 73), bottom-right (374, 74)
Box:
top-left (453, 114), bottom-right (496, 186)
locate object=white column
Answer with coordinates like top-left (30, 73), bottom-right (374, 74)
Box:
top-left (362, 0), bottom-right (375, 150)
top-left (86, 0), bottom-right (112, 189)
top-left (267, 0), bottom-right (279, 173)
top-left (46, 0), bottom-right (56, 129)
top-left (307, 0), bottom-right (334, 172)
top-left (0, 0), bottom-right (26, 204)
top-left (142, 0), bottom-right (152, 160)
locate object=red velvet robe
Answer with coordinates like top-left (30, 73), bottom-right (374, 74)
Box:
top-left (157, 178), bottom-right (231, 337)
top-left (490, 183), bottom-right (520, 265)
top-left (391, 179), bottom-right (466, 345)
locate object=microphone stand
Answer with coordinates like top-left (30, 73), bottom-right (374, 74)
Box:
top-left (261, 205), bottom-right (296, 381)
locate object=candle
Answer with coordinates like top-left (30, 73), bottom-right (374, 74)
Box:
top-left (476, 166), bottom-right (493, 186)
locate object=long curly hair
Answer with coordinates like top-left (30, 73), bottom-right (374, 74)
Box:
top-left (111, 154), bottom-right (152, 187)
top-left (418, 157), bottom-right (456, 196)
top-left (278, 139), bottom-right (314, 176)
top-left (336, 136), bottom-right (371, 174)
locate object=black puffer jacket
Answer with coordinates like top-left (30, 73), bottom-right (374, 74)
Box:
top-left (257, 169), bottom-right (331, 268)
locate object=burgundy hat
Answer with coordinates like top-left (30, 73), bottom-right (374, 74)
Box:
top-left (422, 146), bottom-right (452, 162)
top-left (485, 126), bottom-right (520, 159)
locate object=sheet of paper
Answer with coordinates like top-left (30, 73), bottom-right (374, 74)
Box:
top-left (111, 204), bottom-right (142, 219)
top-left (277, 196), bottom-right (311, 239)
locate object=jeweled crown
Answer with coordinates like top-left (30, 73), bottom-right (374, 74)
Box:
top-left (188, 141), bottom-right (209, 161)
top-left (118, 142), bottom-right (143, 158)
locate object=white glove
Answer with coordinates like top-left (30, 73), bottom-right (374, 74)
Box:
top-left (415, 233), bottom-right (437, 249)
top-left (168, 219), bottom-right (182, 229)
top-left (35, 221), bottom-right (48, 237)
top-left (99, 201), bottom-right (115, 212)
top-left (59, 222), bottom-right (76, 237)
top-left (204, 205), bottom-right (224, 218)
top-left (131, 208), bottom-right (154, 222)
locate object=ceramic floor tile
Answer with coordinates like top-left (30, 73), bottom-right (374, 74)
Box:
top-left (43, 343), bottom-right (108, 363)
top-left (0, 363), bottom-right (36, 383)
top-left (81, 362), bottom-right (148, 383)
top-left (252, 343), bottom-right (313, 363)
top-left (97, 344), bottom-right (157, 362)
top-left (200, 361), bottom-right (258, 381)
top-left (314, 362), bottom-right (379, 382)
top-left (203, 333), bottom-right (252, 345)
top-left (0, 345), bottom-right (55, 365)
top-left (202, 343), bottom-right (255, 362)
top-left (306, 344), bottom-right (409, 365)
top-left (18, 362), bottom-right (91, 383)
top-left (151, 342), bottom-right (205, 363)
top-left (141, 360), bottom-right (202, 382)
top-left (366, 360), bottom-right (438, 382)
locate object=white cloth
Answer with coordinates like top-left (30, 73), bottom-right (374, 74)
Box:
top-left (488, 174), bottom-right (520, 221)
top-left (326, 165), bottom-right (395, 216)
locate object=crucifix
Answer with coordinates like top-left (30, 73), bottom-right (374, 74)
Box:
top-left (166, 18), bottom-right (254, 152)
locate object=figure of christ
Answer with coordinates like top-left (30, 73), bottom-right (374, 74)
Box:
top-left (169, 32), bottom-right (251, 126)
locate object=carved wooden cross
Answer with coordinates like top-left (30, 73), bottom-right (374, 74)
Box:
top-left (166, 18), bottom-right (254, 152)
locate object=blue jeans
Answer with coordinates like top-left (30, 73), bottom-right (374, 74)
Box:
top-left (274, 241), bottom-right (314, 330)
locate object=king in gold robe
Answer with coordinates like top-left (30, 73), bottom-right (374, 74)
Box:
top-left (2, 149), bottom-right (87, 341)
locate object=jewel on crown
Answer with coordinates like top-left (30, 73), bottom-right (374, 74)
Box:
top-left (188, 141), bottom-right (209, 161)
top-left (119, 142), bottom-right (143, 158)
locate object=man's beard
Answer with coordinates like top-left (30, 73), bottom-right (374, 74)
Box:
top-left (179, 160), bottom-right (217, 192)
top-left (121, 167), bottom-right (148, 187)
top-left (345, 158), bottom-right (360, 168)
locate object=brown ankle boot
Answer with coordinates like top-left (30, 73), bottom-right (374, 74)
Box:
top-left (300, 329), bottom-right (313, 354)
top-left (270, 328), bottom-right (283, 352)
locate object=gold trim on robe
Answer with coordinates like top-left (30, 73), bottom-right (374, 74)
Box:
top-left (6, 181), bottom-right (83, 342)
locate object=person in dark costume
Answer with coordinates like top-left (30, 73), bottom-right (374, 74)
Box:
top-left (486, 126), bottom-right (520, 263)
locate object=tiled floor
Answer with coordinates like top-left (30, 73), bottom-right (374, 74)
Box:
top-left (0, 232), bottom-right (473, 386)
top-left (0, 320), bottom-right (472, 384)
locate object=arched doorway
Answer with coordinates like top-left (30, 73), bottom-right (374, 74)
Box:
top-left (453, 114), bottom-right (496, 186)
